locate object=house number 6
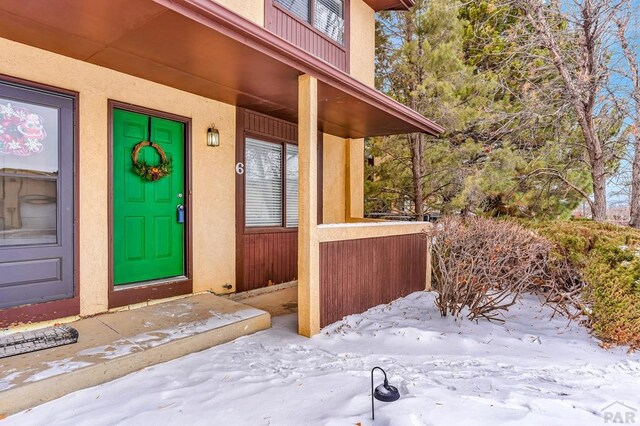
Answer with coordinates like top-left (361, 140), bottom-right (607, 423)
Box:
top-left (235, 162), bottom-right (245, 175)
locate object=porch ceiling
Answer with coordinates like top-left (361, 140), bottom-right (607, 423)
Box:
top-left (0, 0), bottom-right (442, 138)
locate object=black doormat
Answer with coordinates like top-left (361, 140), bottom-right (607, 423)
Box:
top-left (0, 325), bottom-right (79, 359)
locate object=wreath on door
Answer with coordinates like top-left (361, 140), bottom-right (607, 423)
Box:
top-left (131, 141), bottom-right (172, 181)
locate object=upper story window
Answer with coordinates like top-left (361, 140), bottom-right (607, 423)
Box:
top-left (275, 0), bottom-right (345, 45)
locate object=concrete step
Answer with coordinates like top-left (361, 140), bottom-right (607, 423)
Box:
top-left (0, 293), bottom-right (270, 417)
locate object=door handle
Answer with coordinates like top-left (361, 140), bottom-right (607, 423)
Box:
top-left (177, 204), bottom-right (185, 224)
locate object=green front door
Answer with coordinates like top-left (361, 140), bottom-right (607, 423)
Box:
top-left (113, 109), bottom-right (185, 285)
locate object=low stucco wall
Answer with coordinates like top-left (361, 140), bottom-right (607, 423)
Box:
top-left (317, 221), bottom-right (433, 242)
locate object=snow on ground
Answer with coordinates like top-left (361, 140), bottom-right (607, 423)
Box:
top-left (5, 292), bottom-right (639, 426)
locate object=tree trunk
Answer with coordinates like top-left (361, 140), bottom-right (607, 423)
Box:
top-left (587, 133), bottom-right (608, 222)
top-left (409, 133), bottom-right (425, 221)
top-left (591, 160), bottom-right (608, 222)
top-left (630, 131), bottom-right (640, 228)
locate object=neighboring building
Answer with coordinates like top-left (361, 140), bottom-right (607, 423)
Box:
top-left (0, 0), bottom-right (441, 336)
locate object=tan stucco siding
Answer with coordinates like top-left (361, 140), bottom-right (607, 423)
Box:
top-left (0, 38), bottom-right (237, 317)
top-left (349, 0), bottom-right (375, 87)
top-left (322, 134), bottom-right (347, 223)
top-left (214, 0), bottom-right (265, 26)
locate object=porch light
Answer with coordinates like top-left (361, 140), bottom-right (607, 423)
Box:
top-left (207, 124), bottom-right (220, 147)
top-left (371, 366), bottom-right (400, 420)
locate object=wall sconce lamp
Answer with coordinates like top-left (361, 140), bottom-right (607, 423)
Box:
top-left (207, 124), bottom-right (220, 147)
top-left (371, 366), bottom-right (400, 420)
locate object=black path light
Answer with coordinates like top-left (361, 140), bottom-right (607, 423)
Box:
top-left (371, 366), bottom-right (400, 420)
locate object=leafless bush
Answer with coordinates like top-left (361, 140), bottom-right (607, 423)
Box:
top-left (432, 217), bottom-right (565, 321)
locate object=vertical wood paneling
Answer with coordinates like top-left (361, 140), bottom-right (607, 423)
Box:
top-left (319, 234), bottom-right (428, 327)
top-left (243, 232), bottom-right (298, 291)
top-left (238, 109), bottom-right (299, 292)
top-left (266, 5), bottom-right (348, 72)
top-left (243, 109), bottom-right (297, 143)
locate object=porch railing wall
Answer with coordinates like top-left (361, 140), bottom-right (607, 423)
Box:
top-left (317, 223), bottom-right (430, 327)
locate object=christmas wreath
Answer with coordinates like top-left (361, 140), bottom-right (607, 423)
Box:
top-left (131, 141), bottom-right (172, 181)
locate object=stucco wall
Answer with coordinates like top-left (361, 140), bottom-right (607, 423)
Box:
top-left (214, 0), bottom-right (265, 26)
top-left (349, 0), bottom-right (376, 87)
top-left (0, 38), bottom-right (237, 317)
top-left (322, 134), bottom-right (347, 223)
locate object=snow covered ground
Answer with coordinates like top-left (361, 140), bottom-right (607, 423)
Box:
top-left (5, 292), bottom-right (639, 426)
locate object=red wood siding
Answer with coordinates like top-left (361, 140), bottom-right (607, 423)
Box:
top-left (243, 231), bottom-right (298, 291)
top-left (236, 108), bottom-right (300, 292)
top-left (242, 108), bottom-right (298, 142)
top-left (265, 2), bottom-right (349, 72)
top-left (319, 234), bottom-right (428, 327)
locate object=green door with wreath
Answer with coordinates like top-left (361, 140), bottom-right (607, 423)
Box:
top-left (113, 109), bottom-right (185, 285)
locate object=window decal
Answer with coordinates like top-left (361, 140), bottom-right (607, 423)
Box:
top-left (0, 102), bottom-right (47, 156)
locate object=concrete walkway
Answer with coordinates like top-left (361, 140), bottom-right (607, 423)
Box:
top-left (230, 281), bottom-right (298, 317)
top-left (0, 293), bottom-right (269, 418)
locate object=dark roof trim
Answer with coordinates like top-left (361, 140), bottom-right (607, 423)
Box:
top-left (155, 0), bottom-right (443, 136)
top-left (364, 0), bottom-right (415, 11)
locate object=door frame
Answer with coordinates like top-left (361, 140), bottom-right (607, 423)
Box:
top-left (107, 100), bottom-right (193, 309)
top-left (0, 73), bottom-right (80, 328)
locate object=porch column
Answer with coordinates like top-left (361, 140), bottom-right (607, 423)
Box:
top-left (345, 138), bottom-right (365, 219)
top-left (297, 74), bottom-right (320, 337)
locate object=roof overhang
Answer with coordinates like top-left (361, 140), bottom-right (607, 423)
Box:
top-left (0, 0), bottom-right (442, 138)
top-left (364, 0), bottom-right (415, 11)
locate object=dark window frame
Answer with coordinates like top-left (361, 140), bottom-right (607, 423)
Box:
top-left (243, 131), bottom-right (299, 232)
top-left (0, 74), bottom-right (79, 327)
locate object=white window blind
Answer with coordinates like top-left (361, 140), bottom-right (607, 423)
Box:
top-left (285, 144), bottom-right (299, 227)
top-left (275, 0), bottom-right (310, 21)
top-left (315, 0), bottom-right (344, 44)
top-left (245, 138), bottom-right (283, 227)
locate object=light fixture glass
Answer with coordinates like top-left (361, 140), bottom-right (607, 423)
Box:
top-left (207, 125), bottom-right (220, 147)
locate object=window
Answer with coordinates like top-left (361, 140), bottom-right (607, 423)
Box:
top-left (0, 79), bottom-right (75, 311)
top-left (245, 138), bottom-right (299, 228)
top-left (275, 0), bottom-right (345, 44)
top-left (0, 97), bottom-right (59, 246)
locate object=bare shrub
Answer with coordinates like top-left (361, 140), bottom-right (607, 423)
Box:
top-left (432, 217), bottom-right (556, 321)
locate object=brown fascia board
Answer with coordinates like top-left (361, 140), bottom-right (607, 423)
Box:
top-left (154, 0), bottom-right (443, 136)
top-left (364, 0), bottom-right (416, 11)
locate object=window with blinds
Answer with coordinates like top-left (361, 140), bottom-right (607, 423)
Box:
top-left (275, 0), bottom-right (310, 21)
top-left (275, 0), bottom-right (344, 45)
top-left (245, 138), bottom-right (299, 228)
top-left (245, 138), bottom-right (283, 227)
top-left (285, 144), bottom-right (299, 227)
top-left (315, 0), bottom-right (344, 44)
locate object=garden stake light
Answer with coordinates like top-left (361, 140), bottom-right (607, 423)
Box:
top-left (371, 366), bottom-right (400, 420)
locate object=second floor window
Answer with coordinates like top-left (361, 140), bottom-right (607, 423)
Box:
top-left (275, 0), bottom-right (345, 45)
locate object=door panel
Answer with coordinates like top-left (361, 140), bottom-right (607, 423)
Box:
top-left (113, 109), bottom-right (184, 285)
top-left (0, 81), bottom-right (75, 309)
